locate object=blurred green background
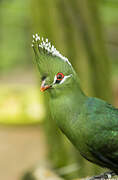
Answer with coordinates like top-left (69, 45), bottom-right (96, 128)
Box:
top-left (0, 0), bottom-right (118, 180)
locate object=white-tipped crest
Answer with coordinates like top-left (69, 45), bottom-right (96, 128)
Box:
top-left (32, 34), bottom-right (72, 66)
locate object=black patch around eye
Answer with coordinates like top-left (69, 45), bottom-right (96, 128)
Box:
top-left (55, 79), bottom-right (61, 84)
top-left (42, 76), bottom-right (46, 81)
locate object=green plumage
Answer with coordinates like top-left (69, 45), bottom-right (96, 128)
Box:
top-left (32, 35), bottom-right (118, 176)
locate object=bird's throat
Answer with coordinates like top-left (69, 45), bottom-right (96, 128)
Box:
top-left (49, 82), bottom-right (86, 134)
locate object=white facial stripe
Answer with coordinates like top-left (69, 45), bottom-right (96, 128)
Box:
top-left (60, 74), bottom-right (72, 84)
top-left (53, 75), bottom-right (57, 84)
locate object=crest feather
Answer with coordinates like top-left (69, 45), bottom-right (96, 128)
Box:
top-left (32, 34), bottom-right (72, 66)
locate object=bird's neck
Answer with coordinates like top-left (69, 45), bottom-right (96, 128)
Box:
top-left (50, 76), bottom-right (86, 100)
top-left (49, 77), bottom-right (87, 131)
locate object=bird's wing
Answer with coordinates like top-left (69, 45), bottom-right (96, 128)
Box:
top-left (84, 97), bottom-right (118, 169)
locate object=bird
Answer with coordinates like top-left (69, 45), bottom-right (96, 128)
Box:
top-left (32, 34), bottom-right (118, 179)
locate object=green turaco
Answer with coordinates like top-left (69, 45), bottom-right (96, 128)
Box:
top-left (32, 34), bottom-right (118, 179)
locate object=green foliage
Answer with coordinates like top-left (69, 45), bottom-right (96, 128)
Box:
top-left (0, 85), bottom-right (44, 125)
top-left (0, 0), bottom-right (32, 72)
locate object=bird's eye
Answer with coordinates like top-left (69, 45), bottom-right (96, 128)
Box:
top-left (53, 72), bottom-right (72, 85)
top-left (56, 73), bottom-right (64, 81)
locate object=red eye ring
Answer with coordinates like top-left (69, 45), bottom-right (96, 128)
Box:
top-left (56, 73), bottom-right (64, 81)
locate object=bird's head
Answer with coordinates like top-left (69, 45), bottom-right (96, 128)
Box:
top-left (32, 34), bottom-right (77, 95)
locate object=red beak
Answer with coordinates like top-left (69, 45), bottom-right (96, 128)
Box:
top-left (40, 80), bottom-right (51, 92)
